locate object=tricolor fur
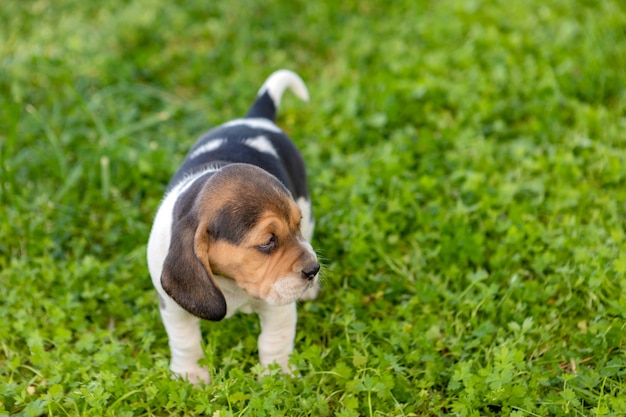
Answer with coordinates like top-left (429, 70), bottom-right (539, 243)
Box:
top-left (147, 70), bottom-right (319, 384)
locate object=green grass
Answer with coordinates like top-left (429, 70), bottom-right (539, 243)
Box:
top-left (1, 0), bottom-right (625, 415)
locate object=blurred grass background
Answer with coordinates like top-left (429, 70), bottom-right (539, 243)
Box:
top-left (1, 0), bottom-right (625, 415)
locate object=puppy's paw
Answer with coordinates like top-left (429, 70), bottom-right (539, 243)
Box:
top-left (171, 365), bottom-right (211, 385)
top-left (299, 281), bottom-right (320, 301)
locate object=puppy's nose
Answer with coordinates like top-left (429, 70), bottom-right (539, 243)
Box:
top-left (301, 262), bottom-right (320, 280)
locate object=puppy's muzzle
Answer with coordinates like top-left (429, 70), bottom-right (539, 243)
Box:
top-left (302, 262), bottom-right (320, 281)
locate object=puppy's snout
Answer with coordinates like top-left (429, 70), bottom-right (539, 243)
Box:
top-left (301, 262), bottom-right (320, 280)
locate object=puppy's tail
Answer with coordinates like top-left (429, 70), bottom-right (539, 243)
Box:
top-left (245, 69), bottom-right (309, 121)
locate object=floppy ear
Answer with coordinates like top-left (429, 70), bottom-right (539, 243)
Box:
top-left (161, 213), bottom-right (227, 321)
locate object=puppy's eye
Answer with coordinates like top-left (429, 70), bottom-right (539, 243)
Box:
top-left (256, 234), bottom-right (277, 254)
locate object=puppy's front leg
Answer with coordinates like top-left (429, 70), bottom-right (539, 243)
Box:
top-left (256, 302), bottom-right (297, 374)
top-left (159, 297), bottom-right (210, 384)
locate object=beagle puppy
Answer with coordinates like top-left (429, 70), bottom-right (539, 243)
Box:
top-left (147, 70), bottom-right (320, 384)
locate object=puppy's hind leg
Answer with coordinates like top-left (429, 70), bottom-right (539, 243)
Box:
top-left (159, 295), bottom-right (210, 384)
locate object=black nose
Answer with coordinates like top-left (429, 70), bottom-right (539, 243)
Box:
top-left (302, 262), bottom-right (320, 280)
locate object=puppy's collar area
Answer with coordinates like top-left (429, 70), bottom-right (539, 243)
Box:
top-left (165, 162), bottom-right (228, 195)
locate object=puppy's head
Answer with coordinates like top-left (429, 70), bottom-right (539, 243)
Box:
top-left (161, 163), bottom-right (319, 321)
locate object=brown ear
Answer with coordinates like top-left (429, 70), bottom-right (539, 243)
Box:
top-left (161, 213), bottom-right (227, 321)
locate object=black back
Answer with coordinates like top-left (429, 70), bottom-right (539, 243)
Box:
top-left (166, 90), bottom-right (309, 203)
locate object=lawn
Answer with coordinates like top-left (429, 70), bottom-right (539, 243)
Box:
top-left (1, 0), bottom-right (625, 415)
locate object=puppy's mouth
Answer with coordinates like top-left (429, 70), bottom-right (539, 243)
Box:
top-left (304, 275), bottom-right (319, 290)
top-left (262, 274), bottom-right (317, 305)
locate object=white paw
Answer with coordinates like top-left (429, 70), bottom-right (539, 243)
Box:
top-left (171, 364), bottom-right (211, 385)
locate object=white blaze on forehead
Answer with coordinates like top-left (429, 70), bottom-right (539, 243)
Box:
top-left (244, 135), bottom-right (279, 158)
top-left (188, 138), bottom-right (225, 159)
top-left (222, 118), bottom-right (282, 133)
